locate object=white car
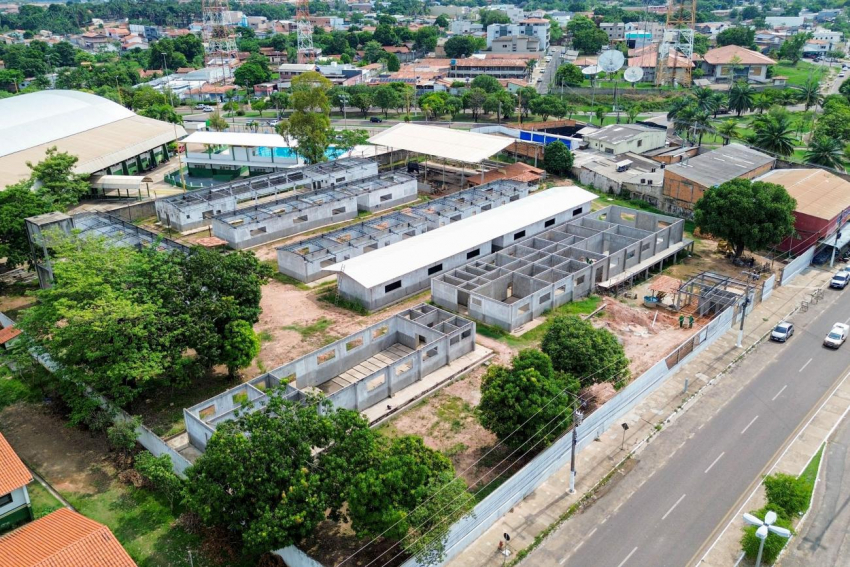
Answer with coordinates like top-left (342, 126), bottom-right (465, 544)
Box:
top-left (194, 103), bottom-right (206, 110)
top-left (831, 270), bottom-right (850, 289)
top-left (202, 105), bottom-right (214, 112)
top-left (770, 321), bottom-right (794, 342)
top-left (824, 323), bottom-right (849, 348)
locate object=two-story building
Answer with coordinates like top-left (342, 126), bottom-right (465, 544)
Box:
top-left (582, 123), bottom-right (667, 155)
top-left (0, 433), bottom-right (32, 533)
top-left (486, 19), bottom-right (550, 52)
top-left (600, 22), bottom-right (625, 42)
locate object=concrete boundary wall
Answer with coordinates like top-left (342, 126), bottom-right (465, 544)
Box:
top-left (762, 274), bottom-right (776, 302)
top-left (402, 303), bottom-right (738, 567)
top-left (780, 246), bottom-right (816, 286)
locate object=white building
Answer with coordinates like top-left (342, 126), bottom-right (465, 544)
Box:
top-left (487, 4), bottom-right (526, 23)
top-left (582, 123), bottom-right (667, 155)
top-left (450, 20), bottom-right (484, 35)
top-left (486, 19), bottom-right (550, 51)
top-left (600, 22), bottom-right (625, 42)
top-left (764, 16), bottom-right (805, 30)
top-left (625, 21), bottom-right (664, 43)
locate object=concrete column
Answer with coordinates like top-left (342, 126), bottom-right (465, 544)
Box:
top-left (136, 155), bottom-right (143, 172)
top-left (149, 149), bottom-right (157, 166)
top-left (121, 160), bottom-right (129, 176)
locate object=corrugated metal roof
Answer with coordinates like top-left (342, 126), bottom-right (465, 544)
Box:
top-left (667, 144), bottom-right (775, 188)
top-left (367, 124), bottom-right (514, 164)
top-left (327, 186), bottom-right (597, 288)
top-left (756, 168), bottom-right (850, 221)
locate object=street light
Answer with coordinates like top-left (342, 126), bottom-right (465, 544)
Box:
top-left (568, 401), bottom-right (585, 494)
top-left (742, 510), bottom-right (791, 567)
top-left (737, 270), bottom-right (760, 348)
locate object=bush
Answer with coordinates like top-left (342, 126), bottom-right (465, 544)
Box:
top-left (763, 472), bottom-right (812, 518)
top-left (740, 507), bottom-right (793, 565)
top-left (541, 315), bottom-right (629, 386)
top-left (106, 416), bottom-right (141, 455)
top-left (0, 377), bottom-right (38, 410)
top-left (134, 452), bottom-right (184, 511)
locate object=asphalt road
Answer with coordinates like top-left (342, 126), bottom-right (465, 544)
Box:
top-left (783, 403), bottom-right (850, 566)
top-left (524, 284), bottom-right (850, 567)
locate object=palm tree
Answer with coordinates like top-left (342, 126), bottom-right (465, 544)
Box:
top-left (727, 81), bottom-right (754, 117)
top-left (594, 106), bottom-right (606, 125)
top-left (692, 110), bottom-right (711, 145)
top-left (710, 92), bottom-right (726, 118)
top-left (775, 89), bottom-right (799, 106)
top-left (671, 103), bottom-right (697, 141)
top-left (752, 94), bottom-right (772, 114)
top-left (716, 119), bottom-right (738, 145)
top-left (798, 79), bottom-right (823, 111)
top-left (805, 136), bottom-right (845, 170)
top-left (751, 110), bottom-right (795, 156)
top-left (626, 104), bottom-right (641, 124)
top-left (667, 96), bottom-right (695, 121)
top-left (693, 86), bottom-right (715, 114)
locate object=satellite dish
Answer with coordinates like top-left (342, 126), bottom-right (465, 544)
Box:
top-left (581, 65), bottom-right (600, 76)
top-left (598, 50), bottom-right (625, 73)
top-left (624, 66), bottom-right (644, 83)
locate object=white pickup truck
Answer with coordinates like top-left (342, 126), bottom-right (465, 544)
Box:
top-left (824, 323), bottom-right (850, 349)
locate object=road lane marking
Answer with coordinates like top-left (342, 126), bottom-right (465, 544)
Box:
top-left (741, 415), bottom-right (759, 435)
top-left (616, 547), bottom-right (638, 567)
top-left (800, 358), bottom-right (813, 372)
top-left (587, 527), bottom-right (598, 538)
top-left (772, 385), bottom-right (788, 401)
top-left (705, 452), bottom-right (725, 474)
top-left (662, 494), bottom-right (686, 520)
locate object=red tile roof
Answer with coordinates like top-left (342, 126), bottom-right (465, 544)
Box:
top-left (0, 508), bottom-right (136, 567)
top-left (0, 325), bottom-right (21, 345)
top-left (0, 432), bottom-right (31, 494)
top-left (468, 162), bottom-right (544, 186)
top-left (703, 45), bottom-right (775, 65)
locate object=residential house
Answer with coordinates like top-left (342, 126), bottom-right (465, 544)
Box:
top-left (600, 22), bottom-right (625, 42)
top-left (486, 19), bottom-right (550, 52)
top-left (0, 432), bottom-right (32, 533)
top-left (449, 21), bottom-right (484, 35)
top-left (582, 123), bottom-right (667, 155)
top-left (491, 35), bottom-right (541, 53)
top-left (754, 30), bottom-right (787, 53)
top-left (383, 45), bottom-right (415, 62)
top-left (626, 21), bottom-right (664, 42)
top-left (661, 144), bottom-right (775, 216)
top-left (0, 508), bottom-right (136, 566)
top-left (701, 45), bottom-right (775, 83)
top-left (577, 152), bottom-right (665, 205)
top-left (627, 45), bottom-right (693, 85)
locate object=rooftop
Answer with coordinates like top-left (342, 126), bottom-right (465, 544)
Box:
top-left (667, 144), bottom-right (775, 187)
top-left (0, 432), bottom-right (31, 495)
top-left (584, 123), bottom-right (662, 144)
top-left (181, 131), bottom-right (294, 148)
top-left (756, 168), bottom-right (850, 221)
top-left (703, 45), bottom-right (776, 65)
top-left (0, 508), bottom-right (136, 567)
top-left (368, 123), bottom-right (513, 164)
top-left (327, 186), bottom-right (596, 288)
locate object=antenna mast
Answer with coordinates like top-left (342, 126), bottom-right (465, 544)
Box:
top-left (296, 0), bottom-right (316, 64)
top-left (202, 0), bottom-right (237, 82)
top-left (656, 0), bottom-right (696, 87)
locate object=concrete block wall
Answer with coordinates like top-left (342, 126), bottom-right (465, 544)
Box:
top-left (432, 206), bottom-right (687, 331)
top-left (276, 181), bottom-right (530, 283)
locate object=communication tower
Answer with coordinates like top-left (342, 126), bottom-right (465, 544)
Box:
top-left (656, 0), bottom-right (696, 87)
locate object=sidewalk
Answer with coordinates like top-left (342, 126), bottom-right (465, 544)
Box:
top-left (446, 266), bottom-right (832, 567)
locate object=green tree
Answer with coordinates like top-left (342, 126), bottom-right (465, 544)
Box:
top-left (333, 129), bottom-right (370, 153)
top-left (693, 33), bottom-right (710, 55)
top-left (373, 23), bottom-right (398, 46)
top-left (568, 15), bottom-right (608, 54)
top-left (728, 81), bottom-right (754, 116)
top-left (740, 508), bottom-right (793, 565)
top-left (250, 98), bottom-right (268, 117)
top-left (435, 14), bottom-right (449, 28)
top-left (374, 84), bottom-right (401, 116)
top-left (234, 55), bottom-right (271, 88)
top-left (106, 416), bottom-right (140, 457)
top-left (279, 71), bottom-right (333, 164)
top-left (693, 178), bottom-right (796, 258)
top-left (363, 40), bottom-right (385, 63)
top-left (594, 106), bottom-right (606, 125)
top-left (626, 103), bottom-right (641, 124)
top-left (444, 35), bottom-right (479, 58)
top-left (716, 119), bottom-right (738, 145)
top-left (462, 87), bottom-right (487, 120)
top-left (479, 350), bottom-right (579, 448)
top-left (716, 26), bottom-right (755, 48)
top-left (751, 94), bottom-right (772, 114)
top-left (751, 108), bottom-right (795, 156)
top-left (542, 140), bottom-right (574, 176)
top-left (349, 85), bottom-right (374, 117)
top-left (414, 26), bottom-right (439, 52)
top-left (405, 472), bottom-right (475, 564)
top-left (805, 136), bottom-right (844, 170)
top-left (479, 8), bottom-right (511, 27)
top-left (554, 63), bottom-right (584, 87)
top-left (470, 74), bottom-right (502, 94)
top-left (25, 147), bottom-right (89, 209)
top-left (0, 182), bottom-right (55, 269)
top-left (139, 103), bottom-right (182, 124)
top-left (530, 94), bottom-right (565, 121)
top-left (798, 79), bottom-right (822, 111)
top-left (778, 32), bottom-right (811, 65)
top-left (541, 314), bottom-right (630, 386)
top-left (483, 90), bottom-right (514, 119)
top-left (134, 452), bottom-right (184, 511)
top-left (208, 111), bottom-right (228, 132)
top-left (763, 473), bottom-right (812, 518)
top-left (221, 320), bottom-right (259, 377)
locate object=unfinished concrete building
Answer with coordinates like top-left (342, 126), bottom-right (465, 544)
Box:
top-left (432, 206), bottom-right (689, 331)
top-left (210, 172), bottom-right (418, 249)
top-left (26, 211), bottom-right (190, 288)
top-left (277, 181), bottom-right (530, 282)
top-left (326, 186), bottom-right (597, 311)
top-left (183, 304), bottom-right (475, 452)
top-left (155, 158), bottom-right (377, 232)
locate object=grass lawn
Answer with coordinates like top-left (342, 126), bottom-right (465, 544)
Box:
top-left (773, 60), bottom-right (828, 86)
top-left (65, 481), bottom-right (203, 567)
top-left (27, 481), bottom-right (63, 519)
top-left (800, 443), bottom-right (825, 493)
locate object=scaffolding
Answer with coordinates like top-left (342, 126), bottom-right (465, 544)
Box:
top-left (675, 271), bottom-right (749, 317)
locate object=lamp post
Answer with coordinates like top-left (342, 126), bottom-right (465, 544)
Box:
top-left (338, 92), bottom-right (350, 131)
top-left (568, 401), bottom-right (585, 494)
top-left (742, 510), bottom-right (791, 567)
top-left (737, 270), bottom-right (760, 348)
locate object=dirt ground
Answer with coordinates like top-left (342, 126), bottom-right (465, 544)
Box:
top-left (0, 403), bottom-right (110, 494)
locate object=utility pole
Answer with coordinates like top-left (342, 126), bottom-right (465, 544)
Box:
top-left (737, 270), bottom-right (760, 348)
top-left (830, 210), bottom-right (845, 268)
top-left (568, 400), bottom-right (585, 494)
top-left (339, 92), bottom-right (350, 130)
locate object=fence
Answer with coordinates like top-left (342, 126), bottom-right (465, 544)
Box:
top-left (402, 304), bottom-right (738, 567)
top-left (106, 201), bottom-right (157, 223)
top-left (762, 274), bottom-right (776, 302)
top-left (780, 245), bottom-right (816, 286)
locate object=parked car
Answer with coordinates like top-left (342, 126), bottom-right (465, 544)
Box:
top-left (370, 116), bottom-right (383, 123)
top-left (267, 120), bottom-right (280, 127)
top-left (840, 72), bottom-right (846, 78)
top-left (194, 103), bottom-right (206, 110)
top-left (202, 105), bottom-right (214, 112)
top-left (770, 322), bottom-right (794, 342)
top-left (831, 270), bottom-right (850, 289)
top-left (824, 323), bottom-right (849, 348)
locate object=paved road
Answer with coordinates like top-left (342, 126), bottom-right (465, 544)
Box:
top-left (783, 406), bottom-right (850, 566)
top-left (524, 284), bottom-right (850, 567)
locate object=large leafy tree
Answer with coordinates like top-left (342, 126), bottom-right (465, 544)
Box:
top-left (531, 95), bottom-right (566, 121)
top-left (479, 350), bottom-right (580, 449)
top-left (541, 314), bottom-right (630, 386)
top-left (568, 15), bottom-right (608, 54)
top-left (778, 32), bottom-right (810, 65)
top-left (693, 178), bottom-right (796, 258)
top-left (716, 26), bottom-right (755, 48)
top-left (542, 140), bottom-right (574, 176)
top-left (0, 182), bottom-right (55, 269)
top-left (554, 63), bottom-right (584, 87)
top-left (277, 71), bottom-right (333, 164)
top-left (26, 147), bottom-right (89, 208)
top-left (470, 73), bottom-right (502, 94)
top-left (444, 35), bottom-right (482, 58)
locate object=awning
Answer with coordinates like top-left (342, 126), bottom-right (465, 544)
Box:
top-left (367, 123), bottom-right (513, 164)
top-left (90, 175), bottom-right (152, 190)
top-left (824, 224), bottom-right (850, 250)
top-left (181, 131), bottom-right (294, 148)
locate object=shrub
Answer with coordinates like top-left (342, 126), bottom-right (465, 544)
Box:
top-left (763, 472), bottom-right (812, 518)
top-left (541, 315), bottom-right (629, 386)
top-left (134, 452), bottom-right (184, 511)
top-left (106, 416), bottom-right (141, 455)
top-left (740, 507), bottom-right (794, 565)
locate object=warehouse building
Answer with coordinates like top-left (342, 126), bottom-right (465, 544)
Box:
top-left (326, 186), bottom-right (597, 311)
top-left (155, 158), bottom-right (377, 232)
top-left (211, 172), bottom-right (417, 249)
top-left (432, 206), bottom-right (687, 331)
top-left (183, 304), bottom-right (476, 451)
top-left (277, 181), bottom-right (530, 282)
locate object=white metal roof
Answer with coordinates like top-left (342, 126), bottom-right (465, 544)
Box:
top-left (367, 124), bottom-right (514, 164)
top-left (327, 186), bottom-right (597, 288)
top-left (0, 90), bottom-right (136, 158)
top-left (181, 131), bottom-right (294, 148)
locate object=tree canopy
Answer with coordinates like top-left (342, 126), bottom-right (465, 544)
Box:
top-left (693, 178), bottom-right (797, 258)
top-left (541, 314), bottom-right (630, 386)
top-left (568, 16), bottom-right (608, 54)
top-left (542, 141), bottom-right (574, 176)
top-left (277, 71), bottom-right (333, 164)
top-left (716, 26), bottom-right (756, 48)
